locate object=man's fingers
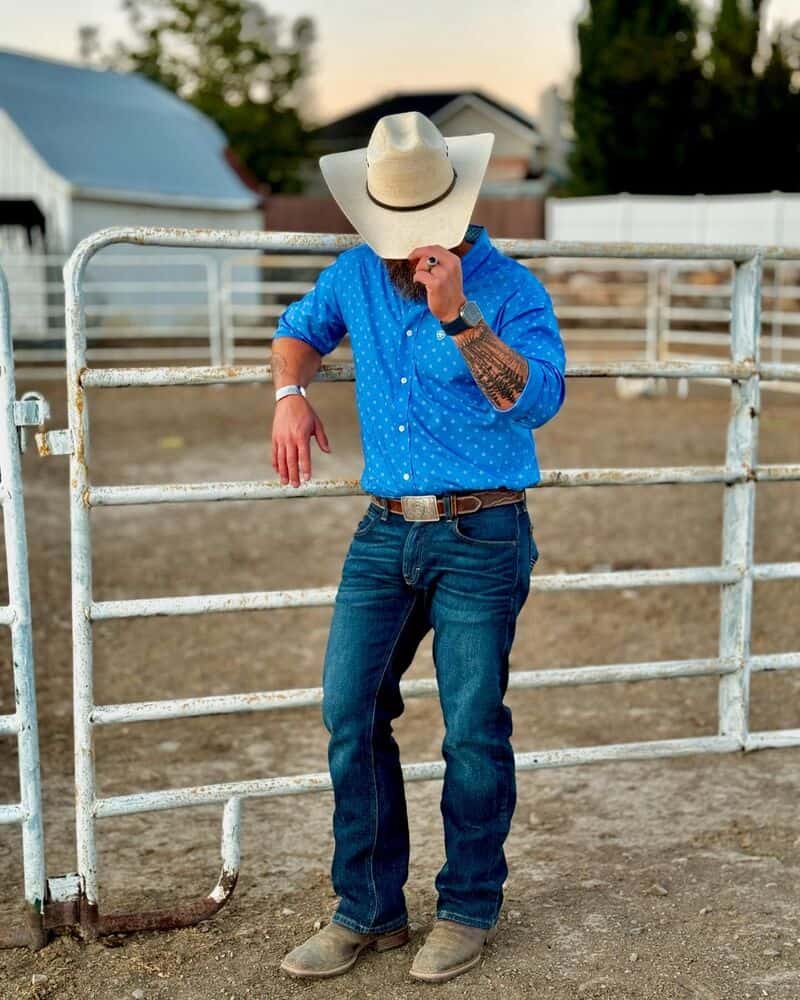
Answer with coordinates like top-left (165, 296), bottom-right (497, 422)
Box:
top-left (276, 441), bottom-right (288, 484)
top-left (412, 269), bottom-right (435, 288)
top-left (297, 437), bottom-right (312, 482)
top-left (285, 440), bottom-right (300, 488)
top-left (313, 416), bottom-right (331, 453)
top-left (407, 244), bottom-right (451, 263)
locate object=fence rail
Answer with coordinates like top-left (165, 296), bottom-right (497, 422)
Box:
top-left (25, 226), bottom-right (797, 942)
top-left (3, 243), bottom-right (800, 390)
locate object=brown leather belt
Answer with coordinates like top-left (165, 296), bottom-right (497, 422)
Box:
top-left (370, 488), bottom-right (526, 522)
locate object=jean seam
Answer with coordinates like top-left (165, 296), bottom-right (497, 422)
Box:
top-left (436, 909), bottom-right (496, 930)
top-left (448, 508), bottom-right (518, 546)
top-left (365, 592), bottom-right (420, 929)
top-left (490, 510), bottom-right (521, 923)
top-left (355, 506), bottom-right (382, 537)
top-left (332, 910), bottom-right (409, 935)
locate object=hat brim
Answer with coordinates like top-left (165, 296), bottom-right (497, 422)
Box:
top-left (319, 133), bottom-right (495, 259)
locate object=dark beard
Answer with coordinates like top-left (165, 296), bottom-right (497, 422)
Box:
top-left (382, 258), bottom-right (428, 303)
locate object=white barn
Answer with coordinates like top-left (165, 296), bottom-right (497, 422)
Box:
top-left (0, 48), bottom-right (262, 252)
top-left (0, 49), bottom-right (265, 361)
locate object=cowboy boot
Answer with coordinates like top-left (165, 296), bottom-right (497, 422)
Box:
top-left (280, 920), bottom-right (409, 979)
top-left (409, 918), bottom-right (499, 983)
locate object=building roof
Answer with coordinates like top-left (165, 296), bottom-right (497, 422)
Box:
top-left (310, 90), bottom-right (538, 144)
top-left (0, 49), bottom-right (260, 208)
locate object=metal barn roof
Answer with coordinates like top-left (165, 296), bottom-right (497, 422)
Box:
top-left (0, 49), bottom-right (260, 208)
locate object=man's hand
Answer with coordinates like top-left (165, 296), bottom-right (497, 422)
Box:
top-left (408, 244), bottom-right (466, 323)
top-left (271, 395), bottom-right (331, 488)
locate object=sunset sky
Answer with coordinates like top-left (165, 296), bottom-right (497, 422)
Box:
top-left (3, 0), bottom-right (799, 125)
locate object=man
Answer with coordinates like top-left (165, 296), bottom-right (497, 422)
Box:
top-left (271, 112), bottom-right (566, 984)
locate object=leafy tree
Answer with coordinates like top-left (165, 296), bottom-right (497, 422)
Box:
top-left (96, 0), bottom-right (316, 193)
top-left (565, 0), bottom-right (705, 196)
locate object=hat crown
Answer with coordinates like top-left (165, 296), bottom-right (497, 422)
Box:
top-left (366, 112), bottom-right (455, 210)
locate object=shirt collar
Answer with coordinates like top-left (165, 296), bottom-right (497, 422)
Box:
top-left (459, 224), bottom-right (493, 282)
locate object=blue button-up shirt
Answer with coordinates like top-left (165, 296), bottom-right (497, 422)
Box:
top-left (272, 224), bottom-right (566, 497)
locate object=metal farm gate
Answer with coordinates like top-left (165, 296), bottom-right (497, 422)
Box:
top-left (0, 266), bottom-right (49, 949)
top-left (7, 228), bottom-right (800, 945)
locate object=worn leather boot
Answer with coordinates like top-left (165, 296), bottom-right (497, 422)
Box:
top-left (409, 918), bottom-right (499, 983)
top-left (280, 919), bottom-right (409, 979)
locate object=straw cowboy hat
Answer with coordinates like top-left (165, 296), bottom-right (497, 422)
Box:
top-left (319, 111), bottom-right (495, 259)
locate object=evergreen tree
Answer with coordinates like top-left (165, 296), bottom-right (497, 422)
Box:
top-left (753, 27), bottom-right (800, 192)
top-left (565, 0), bottom-right (704, 195)
top-left (564, 0), bottom-right (800, 195)
top-left (699, 0), bottom-right (800, 192)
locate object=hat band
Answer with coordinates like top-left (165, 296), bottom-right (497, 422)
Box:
top-left (365, 167), bottom-right (458, 212)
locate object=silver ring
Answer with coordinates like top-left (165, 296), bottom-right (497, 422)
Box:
top-left (425, 255), bottom-right (439, 272)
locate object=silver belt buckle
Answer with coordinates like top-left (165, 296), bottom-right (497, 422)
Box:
top-left (400, 494), bottom-right (440, 521)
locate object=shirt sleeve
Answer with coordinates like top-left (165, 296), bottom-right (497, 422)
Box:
top-left (271, 257), bottom-right (348, 357)
top-left (487, 282), bottom-right (566, 430)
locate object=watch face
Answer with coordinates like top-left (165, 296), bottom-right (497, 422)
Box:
top-left (461, 300), bottom-right (483, 328)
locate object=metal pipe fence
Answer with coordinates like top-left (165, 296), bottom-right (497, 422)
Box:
top-left (29, 228), bottom-right (800, 942)
top-left (3, 248), bottom-right (800, 389)
top-left (0, 266), bottom-right (48, 950)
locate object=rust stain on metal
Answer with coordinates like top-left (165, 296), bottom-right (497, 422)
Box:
top-left (34, 431), bottom-right (51, 457)
top-left (95, 869), bottom-right (239, 936)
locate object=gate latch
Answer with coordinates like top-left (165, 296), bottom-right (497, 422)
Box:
top-left (13, 391), bottom-right (51, 454)
top-left (35, 428), bottom-right (74, 457)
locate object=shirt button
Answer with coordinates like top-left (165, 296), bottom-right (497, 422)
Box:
top-left (400, 376), bottom-right (407, 384)
top-left (403, 473), bottom-right (410, 481)
top-left (398, 424), bottom-right (405, 432)
top-left (405, 329), bottom-right (413, 337)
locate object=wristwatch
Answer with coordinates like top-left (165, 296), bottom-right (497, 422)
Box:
top-left (441, 299), bottom-right (484, 336)
top-left (275, 384), bottom-right (307, 402)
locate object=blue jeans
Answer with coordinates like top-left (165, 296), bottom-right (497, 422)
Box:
top-left (321, 495), bottom-right (538, 934)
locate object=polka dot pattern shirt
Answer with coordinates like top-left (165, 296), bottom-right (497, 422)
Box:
top-left (272, 224), bottom-right (566, 497)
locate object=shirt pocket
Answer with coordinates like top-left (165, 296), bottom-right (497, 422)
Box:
top-left (413, 325), bottom-right (488, 412)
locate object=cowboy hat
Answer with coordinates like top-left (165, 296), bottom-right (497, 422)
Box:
top-left (319, 111), bottom-right (495, 259)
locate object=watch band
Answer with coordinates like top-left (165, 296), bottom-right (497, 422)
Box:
top-left (441, 310), bottom-right (471, 336)
top-left (442, 299), bottom-right (483, 336)
top-left (275, 384), bottom-right (307, 402)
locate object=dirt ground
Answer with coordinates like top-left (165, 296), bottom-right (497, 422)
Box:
top-left (0, 370), bottom-right (799, 1000)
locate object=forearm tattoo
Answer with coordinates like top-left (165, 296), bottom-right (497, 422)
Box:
top-left (453, 319), bottom-right (528, 410)
top-left (270, 350), bottom-right (288, 379)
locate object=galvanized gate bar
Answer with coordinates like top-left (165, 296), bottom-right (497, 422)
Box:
top-left (54, 227), bottom-right (800, 942)
top-left (717, 255), bottom-right (762, 745)
top-left (0, 266), bottom-right (47, 950)
top-left (86, 563), bottom-right (745, 620)
top-left (78, 358), bottom-right (793, 388)
top-left (82, 463), bottom-right (795, 508)
top-left (89, 656), bottom-right (739, 727)
top-left (94, 733), bottom-right (747, 819)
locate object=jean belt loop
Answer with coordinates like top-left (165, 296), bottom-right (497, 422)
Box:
top-left (444, 493), bottom-right (454, 520)
top-left (379, 495), bottom-right (389, 520)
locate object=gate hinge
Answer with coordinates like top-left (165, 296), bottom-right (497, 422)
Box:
top-left (35, 428), bottom-right (74, 457)
top-left (43, 873), bottom-right (83, 930)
